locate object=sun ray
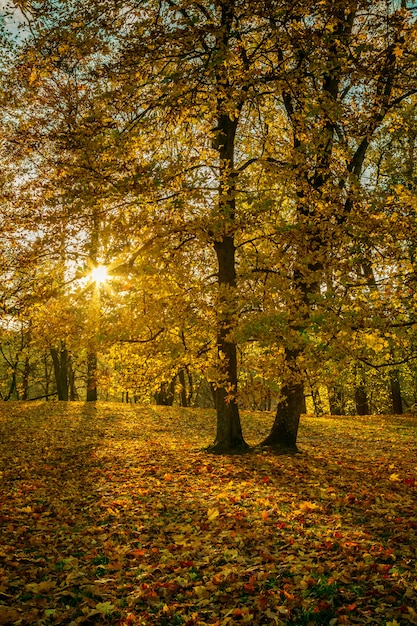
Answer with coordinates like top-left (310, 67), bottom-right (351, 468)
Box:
top-left (90, 265), bottom-right (108, 285)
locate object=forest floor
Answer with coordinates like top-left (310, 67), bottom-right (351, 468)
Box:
top-left (0, 403), bottom-right (416, 626)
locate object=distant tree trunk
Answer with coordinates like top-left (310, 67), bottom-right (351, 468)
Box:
top-left (1, 341), bottom-right (21, 401)
top-left (155, 379), bottom-right (175, 406)
top-left (354, 382), bottom-right (369, 415)
top-left (328, 385), bottom-right (344, 415)
top-left (44, 353), bottom-right (51, 399)
top-left (262, 384), bottom-right (272, 412)
top-left (22, 356), bottom-right (30, 400)
top-left (4, 368), bottom-right (19, 401)
top-left (178, 369), bottom-right (188, 407)
top-left (68, 356), bottom-right (78, 401)
top-left (86, 205), bottom-right (100, 403)
top-left (50, 344), bottom-right (69, 401)
top-left (390, 369), bottom-right (403, 415)
top-left (307, 374), bottom-right (324, 417)
top-left (86, 351), bottom-right (98, 401)
top-left (185, 366), bottom-right (194, 406)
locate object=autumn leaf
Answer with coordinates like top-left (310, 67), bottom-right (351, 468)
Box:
top-left (389, 473), bottom-right (401, 482)
top-left (1, 403), bottom-right (417, 625)
top-left (207, 507), bottom-right (220, 521)
top-left (95, 601), bottom-right (115, 616)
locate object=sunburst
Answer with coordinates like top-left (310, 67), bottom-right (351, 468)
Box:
top-left (90, 265), bottom-right (108, 286)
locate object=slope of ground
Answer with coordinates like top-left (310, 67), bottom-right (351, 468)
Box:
top-left (0, 402), bottom-right (416, 625)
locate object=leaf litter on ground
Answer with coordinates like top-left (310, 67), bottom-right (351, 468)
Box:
top-left (0, 402), bottom-right (417, 625)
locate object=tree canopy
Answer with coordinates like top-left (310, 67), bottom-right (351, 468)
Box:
top-left (1, 0), bottom-right (417, 452)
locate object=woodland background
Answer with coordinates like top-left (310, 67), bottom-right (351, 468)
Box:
top-left (1, 0), bottom-right (417, 450)
top-left (2, 4), bottom-right (417, 624)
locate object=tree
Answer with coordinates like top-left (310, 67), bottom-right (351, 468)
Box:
top-left (2, 0), bottom-right (417, 454)
top-left (254, 0), bottom-right (417, 449)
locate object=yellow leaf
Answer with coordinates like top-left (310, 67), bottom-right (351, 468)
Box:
top-left (389, 473), bottom-right (401, 482)
top-left (207, 507), bottom-right (219, 521)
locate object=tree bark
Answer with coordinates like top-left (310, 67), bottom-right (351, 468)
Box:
top-left (178, 369), bottom-right (188, 407)
top-left (261, 381), bottom-right (304, 452)
top-left (86, 351), bottom-right (98, 401)
top-left (50, 345), bottom-right (69, 401)
top-left (4, 368), bottom-right (18, 401)
top-left (68, 355), bottom-right (78, 401)
top-left (354, 382), bottom-right (369, 415)
top-left (22, 356), bottom-right (30, 401)
top-left (390, 369), bottom-right (403, 415)
top-left (154, 379), bottom-right (175, 406)
top-left (328, 385), bottom-right (344, 415)
top-left (207, 114), bottom-right (248, 452)
top-left (261, 349), bottom-right (303, 452)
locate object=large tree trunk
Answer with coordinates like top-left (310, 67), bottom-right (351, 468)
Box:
top-left (86, 351), bottom-right (98, 402)
top-left (261, 350), bottom-right (304, 452)
top-left (208, 233), bottom-right (248, 453)
top-left (261, 6), bottom-right (360, 451)
top-left (207, 109), bottom-right (248, 453)
top-left (50, 344), bottom-right (69, 401)
top-left (261, 381), bottom-right (304, 452)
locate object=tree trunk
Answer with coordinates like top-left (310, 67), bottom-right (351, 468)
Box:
top-left (50, 345), bottom-right (69, 401)
top-left (261, 381), bottom-right (304, 452)
top-left (328, 385), bottom-right (344, 415)
top-left (155, 379), bottom-right (175, 406)
top-left (300, 391), bottom-right (307, 415)
top-left (68, 356), bottom-right (78, 401)
top-left (185, 366), bottom-right (193, 406)
top-left (86, 351), bottom-right (98, 401)
top-left (354, 382), bottom-right (369, 415)
top-left (390, 369), bottom-right (403, 415)
top-left (178, 369), bottom-right (188, 407)
top-left (309, 381), bottom-right (324, 417)
top-left (207, 231), bottom-right (249, 453)
top-left (22, 356), bottom-right (30, 401)
top-left (44, 353), bottom-right (51, 399)
top-left (4, 368), bottom-right (19, 401)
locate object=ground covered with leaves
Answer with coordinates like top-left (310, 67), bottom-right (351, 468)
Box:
top-left (0, 403), bottom-right (416, 626)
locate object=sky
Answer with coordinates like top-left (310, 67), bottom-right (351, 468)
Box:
top-left (0, 0), bottom-right (26, 37)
